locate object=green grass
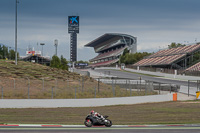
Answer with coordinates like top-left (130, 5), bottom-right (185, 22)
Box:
top-left (0, 101), bottom-right (200, 125)
top-left (0, 60), bottom-right (157, 99)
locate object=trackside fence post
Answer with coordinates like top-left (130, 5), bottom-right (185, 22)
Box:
top-left (126, 80), bottom-right (128, 92)
top-left (115, 79), bottom-right (116, 91)
top-left (112, 78), bottom-right (115, 97)
top-left (199, 80), bottom-right (200, 91)
top-left (145, 81), bottom-right (147, 95)
top-left (140, 77), bottom-right (141, 92)
top-left (27, 77), bottom-right (30, 99)
top-left (55, 78), bottom-right (57, 97)
top-left (13, 78), bottom-right (15, 89)
top-left (98, 78), bottom-right (100, 93)
top-left (1, 87), bottom-right (3, 99)
top-left (130, 83), bottom-right (132, 96)
top-left (51, 87), bottom-right (54, 99)
top-left (75, 87), bottom-right (76, 99)
top-left (42, 78), bottom-right (44, 91)
top-left (170, 84), bottom-right (172, 93)
top-left (188, 80), bottom-right (190, 97)
top-left (82, 76), bottom-right (84, 92)
top-left (67, 80), bottom-right (69, 89)
top-left (95, 86), bottom-right (96, 98)
top-left (159, 83), bottom-right (161, 95)
top-left (129, 80), bottom-right (131, 95)
top-left (79, 78), bottom-right (81, 91)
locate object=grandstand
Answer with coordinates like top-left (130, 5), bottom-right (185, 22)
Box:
top-left (186, 62), bottom-right (200, 71)
top-left (85, 33), bottom-right (137, 67)
top-left (133, 43), bottom-right (200, 69)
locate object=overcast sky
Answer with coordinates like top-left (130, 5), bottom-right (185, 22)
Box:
top-left (1, 0), bottom-right (200, 61)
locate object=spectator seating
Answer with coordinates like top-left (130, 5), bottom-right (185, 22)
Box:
top-left (148, 44), bottom-right (200, 58)
top-left (134, 54), bottom-right (186, 66)
top-left (90, 59), bottom-right (118, 67)
top-left (90, 47), bottom-right (126, 62)
top-left (186, 62), bottom-right (200, 71)
top-left (133, 44), bottom-right (200, 67)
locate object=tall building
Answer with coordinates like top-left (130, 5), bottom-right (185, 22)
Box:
top-left (68, 16), bottom-right (79, 62)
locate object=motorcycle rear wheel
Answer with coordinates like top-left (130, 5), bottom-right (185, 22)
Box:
top-left (84, 119), bottom-right (93, 127)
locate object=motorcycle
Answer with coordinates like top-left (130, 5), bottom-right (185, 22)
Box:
top-left (84, 114), bottom-right (112, 127)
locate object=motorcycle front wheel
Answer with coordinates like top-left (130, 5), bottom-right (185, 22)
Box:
top-left (105, 119), bottom-right (112, 127)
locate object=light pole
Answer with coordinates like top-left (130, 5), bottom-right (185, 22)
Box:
top-left (40, 43), bottom-right (45, 64)
top-left (54, 39), bottom-right (58, 56)
top-left (40, 43), bottom-right (45, 57)
top-left (15, 0), bottom-right (19, 65)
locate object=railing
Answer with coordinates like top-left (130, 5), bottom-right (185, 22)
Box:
top-left (0, 76), bottom-right (178, 99)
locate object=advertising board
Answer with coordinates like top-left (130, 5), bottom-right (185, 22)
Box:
top-left (68, 16), bottom-right (79, 33)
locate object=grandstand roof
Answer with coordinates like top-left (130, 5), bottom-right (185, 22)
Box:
top-left (147, 44), bottom-right (200, 58)
top-left (85, 33), bottom-right (135, 47)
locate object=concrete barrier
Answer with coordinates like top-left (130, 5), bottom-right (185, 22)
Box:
top-left (72, 69), bottom-right (90, 77)
top-left (0, 94), bottom-right (173, 108)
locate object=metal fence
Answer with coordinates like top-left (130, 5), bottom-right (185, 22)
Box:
top-left (0, 77), bottom-right (179, 99)
top-left (0, 77), bottom-right (92, 99)
top-left (183, 80), bottom-right (200, 97)
top-left (98, 77), bottom-right (178, 93)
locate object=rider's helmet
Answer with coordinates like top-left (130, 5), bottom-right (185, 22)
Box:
top-left (91, 110), bottom-right (95, 114)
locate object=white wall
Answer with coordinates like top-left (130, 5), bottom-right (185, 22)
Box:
top-left (0, 94), bottom-right (173, 108)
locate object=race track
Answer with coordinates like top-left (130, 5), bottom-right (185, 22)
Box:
top-left (0, 125), bottom-right (200, 133)
top-left (94, 69), bottom-right (197, 87)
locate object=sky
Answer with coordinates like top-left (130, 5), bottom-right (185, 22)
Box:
top-left (1, 0), bottom-right (200, 61)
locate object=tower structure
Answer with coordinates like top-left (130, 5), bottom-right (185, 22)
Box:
top-left (54, 39), bottom-right (58, 56)
top-left (68, 16), bottom-right (79, 62)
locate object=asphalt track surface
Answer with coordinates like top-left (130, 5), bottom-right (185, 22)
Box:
top-left (1, 126), bottom-right (200, 133)
top-left (95, 69), bottom-right (197, 87)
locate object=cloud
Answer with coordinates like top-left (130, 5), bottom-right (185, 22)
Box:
top-left (1, 0), bottom-right (200, 61)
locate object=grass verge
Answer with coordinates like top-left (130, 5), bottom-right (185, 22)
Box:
top-left (0, 101), bottom-right (199, 125)
top-left (110, 69), bottom-right (162, 77)
top-left (0, 61), bottom-right (157, 99)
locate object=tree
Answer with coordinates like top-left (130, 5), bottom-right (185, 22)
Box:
top-left (0, 45), bottom-right (3, 59)
top-left (120, 48), bottom-right (129, 64)
top-left (60, 55), bottom-right (68, 70)
top-left (9, 50), bottom-right (15, 60)
top-left (50, 55), bottom-right (69, 70)
top-left (0, 45), bottom-right (8, 59)
top-left (168, 42), bottom-right (185, 49)
top-left (120, 52), bottom-right (151, 65)
top-left (76, 60), bottom-right (89, 64)
top-left (50, 55), bottom-right (61, 68)
top-left (2, 45), bottom-right (8, 59)
top-left (8, 49), bottom-right (19, 60)
top-left (0, 45), bottom-right (19, 60)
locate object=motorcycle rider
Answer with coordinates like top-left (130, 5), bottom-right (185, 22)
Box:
top-left (90, 110), bottom-right (105, 120)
